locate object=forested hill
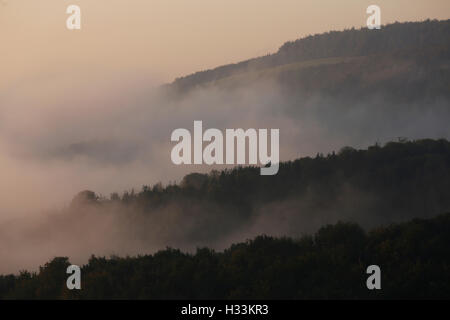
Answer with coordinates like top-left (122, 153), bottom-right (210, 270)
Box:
top-left (60, 139), bottom-right (450, 243)
top-left (1, 139), bottom-right (450, 294)
top-left (2, 212), bottom-right (450, 299)
top-left (170, 19), bottom-right (450, 93)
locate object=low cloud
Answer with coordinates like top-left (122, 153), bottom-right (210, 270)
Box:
top-left (0, 65), bottom-right (449, 273)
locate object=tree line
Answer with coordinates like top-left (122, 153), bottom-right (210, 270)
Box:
top-left (1, 212), bottom-right (450, 299)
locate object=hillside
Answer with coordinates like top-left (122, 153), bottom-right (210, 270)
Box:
top-left (2, 212), bottom-right (450, 299)
top-left (106, 138), bottom-right (450, 237)
top-left (169, 19), bottom-right (450, 100)
top-left (2, 139), bottom-right (449, 259)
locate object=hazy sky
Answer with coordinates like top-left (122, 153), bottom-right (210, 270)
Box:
top-left (0, 1), bottom-right (449, 217)
top-left (1, 0), bottom-right (449, 83)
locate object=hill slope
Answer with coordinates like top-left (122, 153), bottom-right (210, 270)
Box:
top-left (2, 212), bottom-right (450, 299)
top-left (169, 19), bottom-right (450, 100)
top-left (2, 139), bottom-right (448, 257)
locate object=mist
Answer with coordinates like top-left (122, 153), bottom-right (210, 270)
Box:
top-left (1, 60), bottom-right (449, 273)
top-left (1, 6), bottom-right (450, 273)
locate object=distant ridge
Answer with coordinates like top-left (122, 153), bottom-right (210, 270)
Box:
top-left (171, 19), bottom-right (450, 91)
